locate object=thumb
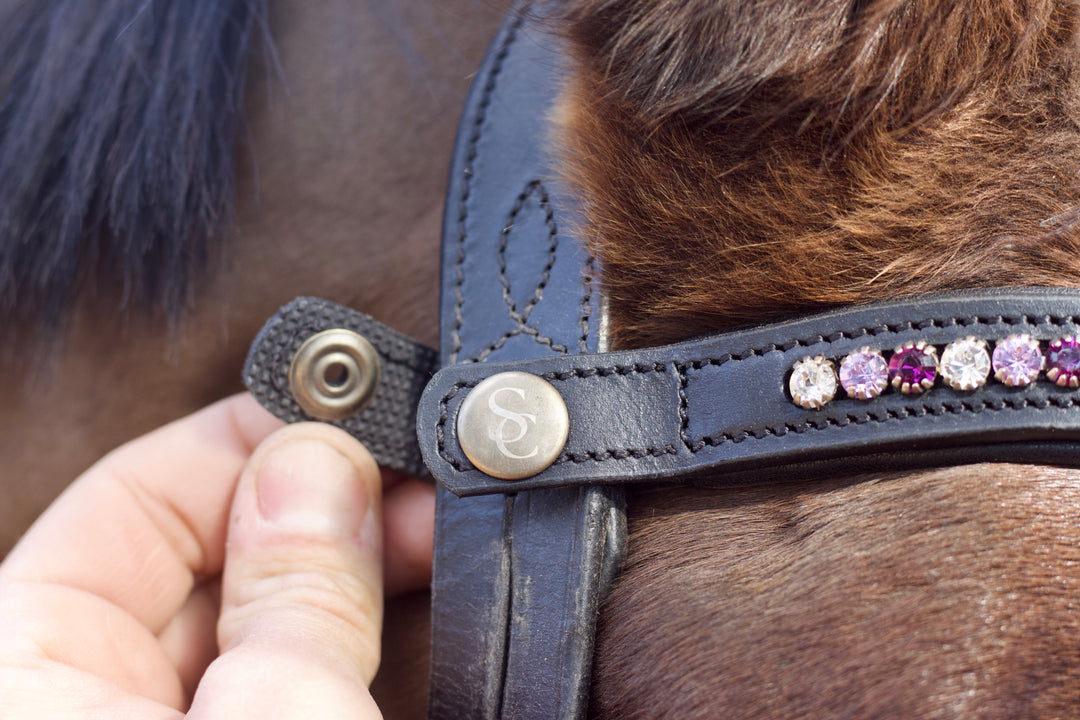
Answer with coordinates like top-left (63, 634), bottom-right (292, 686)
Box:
top-left (189, 423), bottom-right (384, 719)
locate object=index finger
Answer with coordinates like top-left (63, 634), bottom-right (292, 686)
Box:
top-left (0, 393), bottom-right (282, 634)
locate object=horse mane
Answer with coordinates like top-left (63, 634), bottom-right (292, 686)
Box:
top-left (0, 0), bottom-right (268, 333)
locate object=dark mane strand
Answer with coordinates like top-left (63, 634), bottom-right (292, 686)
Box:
top-left (0, 0), bottom-right (269, 332)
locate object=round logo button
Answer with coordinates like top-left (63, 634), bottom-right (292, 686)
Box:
top-left (456, 371), bottom-right (569, 480)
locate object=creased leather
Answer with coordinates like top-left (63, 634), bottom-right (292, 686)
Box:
top-left (427, 3), bottom-right (626, 720)
top-left (421, 287), bottom-right (1080, 496)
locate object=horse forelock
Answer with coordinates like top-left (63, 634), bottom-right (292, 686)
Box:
top-left (555, 0), bottom-right (1080, 349)
top-left (0, 0), bottom-right (269, 335)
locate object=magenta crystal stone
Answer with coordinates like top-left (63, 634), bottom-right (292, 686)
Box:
top-left (839, 348), bottom-right (889, 400)
top-left (888, 341), bottom-right (938, 394)
top-left (992, 334), bottom-right (1043, 387)
top-left (1046, 336), bottom-right (1080, 388)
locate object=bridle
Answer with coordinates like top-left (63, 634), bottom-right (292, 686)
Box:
top-left (243, 3), bottom-right (1080, 718)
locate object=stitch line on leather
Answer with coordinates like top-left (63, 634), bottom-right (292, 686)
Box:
top-left (449, 7), bottom-right (526, 365)
top-left (680, 314), bottom-right (1075, 365)
top-left (465, 325), bottom-right (570, 364)
top-left (676, 313), bottom-right (1078, 450)
top-left (437, 362), bottom-right (673, 469)
top-left (436, 380), bottom-right (482, 469)
top-left (578, 254), bottom-right (596, 353)
top-left (464, 177), bottom-right (570, 363)
top-left (685, 394), bottom-right (1080, 453)
top-left (497, 179), bottom-right (557, 324)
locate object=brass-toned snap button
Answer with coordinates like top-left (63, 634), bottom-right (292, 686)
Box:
top-left (457, 371), bottom-right (569, 480)
top-left (289, 329), bottom-right (380, 421)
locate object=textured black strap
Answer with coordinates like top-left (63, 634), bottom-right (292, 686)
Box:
top-left (243, 297), bottom-right (438, 478)
top-left (421, 287), bottom-right (1080, 496)
top-left (427, 3), bottom-right (626, 720)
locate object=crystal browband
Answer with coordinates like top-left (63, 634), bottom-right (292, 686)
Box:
top-left (788, 334), bottom-right (1080, 409)
top-left (415, 288), bottom-right (1080, 496)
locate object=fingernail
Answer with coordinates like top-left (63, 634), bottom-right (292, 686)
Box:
top-left (255, 438), bottom-right (370, 536)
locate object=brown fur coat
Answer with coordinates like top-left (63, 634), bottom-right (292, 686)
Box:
top-left (552, 1), bottom-right (1080, 716)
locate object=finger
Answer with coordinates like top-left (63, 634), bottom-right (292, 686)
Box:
top-left (157, 580), bottom-right (221, 705)
top-left (190, 423), bottom-right (384, 717)
top-left (0, 394), bottom-right (281, 704)
top-left (383, 477), bottom-right (435, 596)
top-left (1, 394), bottom-right (282, 635)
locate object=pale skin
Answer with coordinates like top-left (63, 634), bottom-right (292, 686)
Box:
top-left (0, 393), bottom-right (432, 717)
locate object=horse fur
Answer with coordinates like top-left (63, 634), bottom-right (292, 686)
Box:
top-left (556, 0), bottom-right (1080, 348)
top-left (552, 0), bottom-right (1080, 716)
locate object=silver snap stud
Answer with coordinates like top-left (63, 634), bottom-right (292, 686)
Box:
top-left (289, 329), bottom-right (381, 421)
top-left (457, 371), bottom-right (569, 480)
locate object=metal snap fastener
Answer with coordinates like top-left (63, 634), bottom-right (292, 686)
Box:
top-left (289, 329), bottom-right (380, 421)
top-left (457, 371), bottom-right (569, 480)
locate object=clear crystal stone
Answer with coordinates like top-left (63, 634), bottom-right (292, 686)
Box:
top-left (940, 337), bottom-right (990, 391)
top-left (992, 334), bottom-right (1043, 387)
top-left (839, 348), bottom-right (889, 400)
top-left (789, 356), bottom-right (838, 409)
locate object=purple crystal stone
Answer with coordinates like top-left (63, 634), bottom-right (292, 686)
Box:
top-left (839, 348), bottom-right (889, 400)
top-left (991, 334), bottom-right (1043, 387)
top-left (1046, 336), bottom-right (1080, 388)
top-left (888, 342), bottom-right (937, 394)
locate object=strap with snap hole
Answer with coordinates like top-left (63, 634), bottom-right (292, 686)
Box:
top-left (243, 296), bottom-right (438, 479)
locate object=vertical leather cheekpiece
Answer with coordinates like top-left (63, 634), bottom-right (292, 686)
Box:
top-left (427, 3), bottom-right (627, 719)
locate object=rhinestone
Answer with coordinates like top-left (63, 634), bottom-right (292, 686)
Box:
top-left (888, 341), bottom-right (938, 395)
top-left (839, 348), bottom-right (889, 400)
top-left (939, 337), bottom-right (991, 391)
top-left (1046, 336), bottom-right (1080, 388)
top-left (789, 356), bottom-right (838, 409)
top-left (992, 334), bottom-right (1043, 387)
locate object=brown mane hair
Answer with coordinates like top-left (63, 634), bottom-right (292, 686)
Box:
top-left (552, 1), bottom-right (1080, 716)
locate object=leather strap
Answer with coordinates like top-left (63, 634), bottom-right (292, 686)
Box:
top-left (244, 296), bottom-right (437, 478)
top-left (421, 287), bottom-right (1080, 496)
top-left (427, 3), bottom-right (626, 719)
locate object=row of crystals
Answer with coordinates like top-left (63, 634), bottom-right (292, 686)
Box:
top-left (789, 334), bottom-right (1080, 410)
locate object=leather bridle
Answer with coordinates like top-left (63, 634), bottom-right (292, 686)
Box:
top-left (243, 3), bottom-right (1080, 718)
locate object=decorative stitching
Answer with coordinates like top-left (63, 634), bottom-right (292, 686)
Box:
top-left (436, 362), bottom-right (671, 466)
top-left (464, 179), bottom-right (570, 362)
top-left (685, 394), bottom-right (1080, 453)
top-left (497, 180), bottom-right (557, 324)
top-left (449, 12), bottom-right (525, 365)
top-left (579, 254), bottom-right (596, 353)
top-left (677, 313), bottom-right (1080, 451)
top-left (436, 380), bottom-right (481, 470)
top-left (438, 311), bottom-right (1080, 471)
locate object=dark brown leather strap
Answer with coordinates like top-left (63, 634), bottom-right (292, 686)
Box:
top-left (427, 3), bottom-right (626, 719)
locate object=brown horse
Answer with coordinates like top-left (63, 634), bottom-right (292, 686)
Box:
top-left (4, 0), bottom-right (1080, 717)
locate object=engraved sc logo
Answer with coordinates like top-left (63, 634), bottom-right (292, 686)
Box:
top-left (487, 387), bottom-right (539, 460)
top-left (456, 371), bottom-right (570, 480)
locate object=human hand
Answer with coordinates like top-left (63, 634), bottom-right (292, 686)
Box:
top-left (0, 393), bottom-right (433, 717)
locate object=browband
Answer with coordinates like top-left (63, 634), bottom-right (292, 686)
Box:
top-left (421, 286), bottom-right (1080, 496)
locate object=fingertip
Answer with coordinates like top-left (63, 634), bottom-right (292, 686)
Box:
top-left (218, 423), bottom-right (385, 684)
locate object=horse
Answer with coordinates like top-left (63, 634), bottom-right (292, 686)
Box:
top-left (4, 0), bottom-right (1080, 717)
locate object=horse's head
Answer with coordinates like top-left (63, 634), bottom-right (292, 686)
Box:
top-left (547, 1), bottom-right (1080, 715)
